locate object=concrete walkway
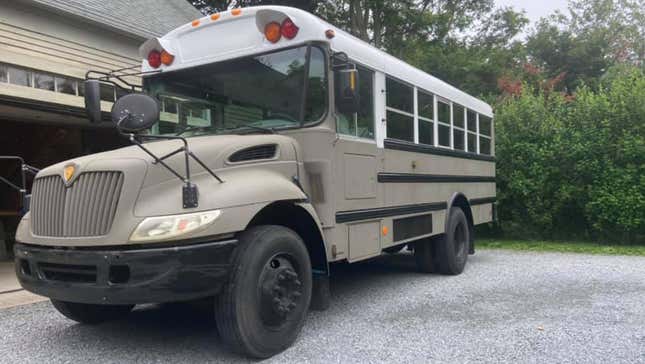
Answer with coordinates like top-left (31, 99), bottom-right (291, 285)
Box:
top-left (0, 261), bottom-right (47, 309)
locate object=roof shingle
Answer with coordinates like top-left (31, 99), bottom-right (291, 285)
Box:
top-left (24, 0), bottom-right (201, 39)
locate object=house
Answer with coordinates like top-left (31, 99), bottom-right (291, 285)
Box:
top-left (0, 0), bottom-right (200, 259)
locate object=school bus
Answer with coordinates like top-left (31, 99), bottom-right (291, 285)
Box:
top-left (13, 6), bottom-right (495, 358)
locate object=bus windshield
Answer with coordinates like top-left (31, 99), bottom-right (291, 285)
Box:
top-left (143, 45), bottom-right (327, 136)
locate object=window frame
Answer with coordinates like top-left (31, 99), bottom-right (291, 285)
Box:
top-left (385, 75), bottom-right (415, 143)
top-left (336, 62), bottom-right (376, 140)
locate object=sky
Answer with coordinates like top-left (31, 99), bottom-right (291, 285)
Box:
top-left (495, 0), bottom-right (570, 25)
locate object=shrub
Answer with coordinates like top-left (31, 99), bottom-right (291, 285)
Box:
top-left (494, 67), bottom-right (644, 244)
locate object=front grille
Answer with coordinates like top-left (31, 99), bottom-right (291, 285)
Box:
top-left (38, 262), bottom-right (97, 283)
top-left (31, 171), bottom-right (124, 237)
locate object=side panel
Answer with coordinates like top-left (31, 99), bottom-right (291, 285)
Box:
top-left (348, 221), bottom-right (381, 262)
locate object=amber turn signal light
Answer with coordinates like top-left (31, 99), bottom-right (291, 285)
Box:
top-left (264, 22), bottom-right (281, 43)
top-left (160, 50), bottom-right (174, 66)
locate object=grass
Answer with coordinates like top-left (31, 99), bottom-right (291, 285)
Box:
top-left (477, 239), bottom-right (645, 256)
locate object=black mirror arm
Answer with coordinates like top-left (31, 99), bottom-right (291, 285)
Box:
top-left (115, 114), bottom-right (224, 208)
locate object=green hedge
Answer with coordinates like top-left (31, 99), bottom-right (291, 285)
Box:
top-left (493, 68), bottom-right (645, 244)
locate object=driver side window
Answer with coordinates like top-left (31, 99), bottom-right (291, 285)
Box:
top-left (336, 65), bottom-right (374, 139)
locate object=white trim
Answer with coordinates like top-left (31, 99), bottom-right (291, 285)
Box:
top-left (418, 115), bottom-right (433, 123)
top-left (374, 71), bottom-right (386, 148)
top-left (476, 113), bottom-right (480, 154)
top-left (386, 106), bottom-right (414, 118)
top-left (413, 87), bottom-right (419, 144)
top-left (449, 101), bottom-right (454, 150)
top-left (433, 94), bottom-right (438, 146)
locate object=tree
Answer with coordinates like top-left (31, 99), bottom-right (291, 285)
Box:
top-left (526, 0), bottom-right (644, 91)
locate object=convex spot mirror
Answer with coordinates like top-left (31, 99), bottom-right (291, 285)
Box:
top-left (84, 80), bottom-right (102, 124)
top-left (335, 68), bottom-right (360, 114)
top-left (111, 93), bottom-right (160, 132)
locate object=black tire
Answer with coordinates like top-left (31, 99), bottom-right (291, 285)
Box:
top-left (215, 225), bottom-right (312, 359)
top-left (435, 207), bottom-right (470, 275)
top-left (50, 300), bottom-right (133, 324)
top-left (414, 238), bottom-right (437, 273)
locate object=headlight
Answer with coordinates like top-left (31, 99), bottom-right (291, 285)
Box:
top-left (129, 210), bottom-right (221, 242)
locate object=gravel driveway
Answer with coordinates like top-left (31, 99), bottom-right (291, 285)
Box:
top-left (1, 249), bottom-right (644, 363)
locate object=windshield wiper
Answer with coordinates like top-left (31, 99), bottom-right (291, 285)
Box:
top-left (239, 125), bottom-right (275, 134)
top-left (175, 125), bottom-right (212, 136)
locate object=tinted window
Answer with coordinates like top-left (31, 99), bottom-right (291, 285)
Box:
top-left (419, 119), bottom-right (434, 145)
top-left (480, 137), bottom-right (491, 155)
top-left (467, 110), bottom-right (477, 132)
top-left (467, 132), bottom-right (477, 152)
top-left (337, 65), bottom-right (374, 139)
top-left (386, 77), bottom-right (413, 113)
top-left (454, 129), bottom-right (465, 150)
top-left (304, 47), bottom-right (327, 121)
top-left (438, 124), bottom-right (450, 147)
top-left (437, 100), bottom-right (450, 124)
top-left (418, 91), bottom-right (434, 119)
top-left (453, 105), bottom-right (464, 128)
top-left (387, 110), bottom-right (413, 142)
top-left (479, 115), bottom-right (492, 136)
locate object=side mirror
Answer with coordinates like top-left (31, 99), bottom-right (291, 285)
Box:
top-left (335, 68), bottom-right (360, 114)
top-left (111, 93), bottom-right (160, 132)
top-left (84, 80), bottom-right (102, 124)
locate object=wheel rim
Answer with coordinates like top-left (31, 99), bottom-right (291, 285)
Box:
top-left (257, 253), bottom-right (303, 328)
top-left (453, 221), bottom-right (468, 257)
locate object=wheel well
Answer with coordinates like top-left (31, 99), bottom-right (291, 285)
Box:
top-left (448, 194), bottom-right (475, 252)
top-left (247, 201), bottom-right (328, 274)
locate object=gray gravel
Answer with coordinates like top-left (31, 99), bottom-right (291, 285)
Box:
top-left (1, 249), bottom-right (644, 363)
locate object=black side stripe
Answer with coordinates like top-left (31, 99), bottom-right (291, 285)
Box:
top-left (384, 138), bottom-right (495, 162)
top-left (470, 197), bottom-right (497, 205)
top-left (336, 202), bottom-right (447, 224)
top-left (378, 173), bottom-right (495, 183)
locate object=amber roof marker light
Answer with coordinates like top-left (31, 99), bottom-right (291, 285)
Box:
top-left (264, 22), bottom-right (282, 43)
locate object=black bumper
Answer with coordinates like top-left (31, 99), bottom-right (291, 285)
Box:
top-left (14, 239), bottom-right (237, 305)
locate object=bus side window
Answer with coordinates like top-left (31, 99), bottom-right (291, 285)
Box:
top-left (336, 66), bottom-right (374, 139)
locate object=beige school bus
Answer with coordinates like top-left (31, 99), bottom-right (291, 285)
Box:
top-left (14, 6), bottom-right (495, 358)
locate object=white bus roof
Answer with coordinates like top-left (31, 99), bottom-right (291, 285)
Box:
top-left (140, 6), bottom-right (493, 117)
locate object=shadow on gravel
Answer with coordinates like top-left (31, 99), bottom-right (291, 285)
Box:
top-left (47, 251), bottom-right (470, 360)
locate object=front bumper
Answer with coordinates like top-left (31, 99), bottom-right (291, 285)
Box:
top-left (14, 239), bottom-right (237, 305)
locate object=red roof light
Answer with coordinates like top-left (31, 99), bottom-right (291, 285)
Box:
top-left (281, 18), bottom-right (299, 39)
top-left (148, 50), bottom-right (161, 68)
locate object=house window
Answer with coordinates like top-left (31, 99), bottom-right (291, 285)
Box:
top-left (437, 99), bottom-right (451, 147)
top-left (337, 65), bottom-right (374, 139)
top-left (386, 77), bottom-right (414, 142)
top-left (418, 90), bottom-right (434, 145)
top-left (56, 77), bottom-right (77, 95)
top-left (34, 72), bottom-right (55, 91)
top-left (0, 65), bottom-right (7, 83)
top-left (8, 67), bottom-right (32, 87)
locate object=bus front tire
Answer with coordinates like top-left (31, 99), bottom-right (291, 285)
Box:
top-left (50, 300), bottom-right (133, 324)
top-left (435, 207), bottom-right (470, 275)
top-left (215, 225), bottom-right (312, 359)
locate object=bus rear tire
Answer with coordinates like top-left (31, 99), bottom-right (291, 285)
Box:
top-left (435, 207), bottom-right (470, 275)
top-left (215, 225), bottom-right (312, 358)
top-left (50, 300), bottom-right (133, 324)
